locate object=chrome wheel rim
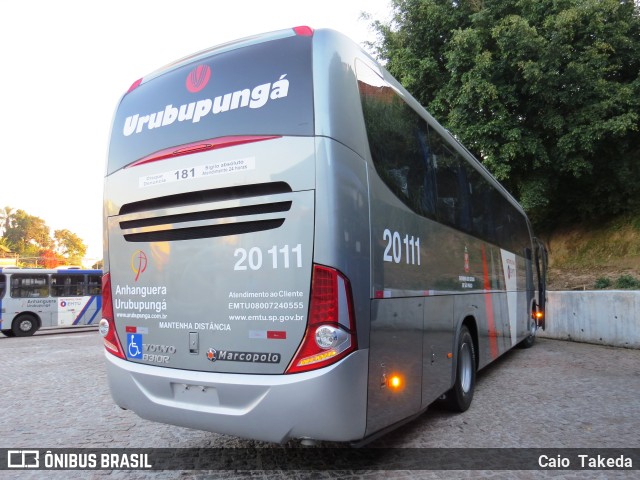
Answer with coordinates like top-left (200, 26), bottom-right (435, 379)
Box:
top-left (19, 320), bottom-right (33, 332)
top-left (460, 342), bottom-right (473, 393)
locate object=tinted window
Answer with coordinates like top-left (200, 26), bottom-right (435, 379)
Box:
top-left (11, 275), bottom-right (49, 298)
top-left (357, 65), bottom-right (436, 218)
top-left (357, 63), bottom-right (531, 253)
top-left (108, 35), bottom-right (314, 174)
top-left (0, 274), bottom-right (5, 298)
top-left (87, 274), bottom-right (101, 296)
top-left (51, 274), bottom-right (85, 297)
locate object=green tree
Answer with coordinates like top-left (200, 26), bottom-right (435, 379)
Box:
top-left (3, 209), bottom-right (52, 257)
top-left (54, 229), bottom-right (87, 264)
top-left (370, 0), bottom-right (640, 226)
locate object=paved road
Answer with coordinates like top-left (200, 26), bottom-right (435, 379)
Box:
top-left (0, 331), bottom-right (638, 479)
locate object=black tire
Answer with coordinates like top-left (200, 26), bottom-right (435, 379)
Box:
top-left (12, 314), bottom-right (39, 337)
top-left (443, 325), bottom-right (476, 412)
top-left (1, 329), bottom-right (15, 337)
top-left (518, 318), bottom-right (537, 349)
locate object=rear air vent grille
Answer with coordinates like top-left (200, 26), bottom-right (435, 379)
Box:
top-left (118, 182), bottom-right (295, 243)
top-left (119, 182), bottom-right (292, 215)
top-left (119, 201), bottom-right (291, 230)
top-left (123, 219), bottom-right (285, 243)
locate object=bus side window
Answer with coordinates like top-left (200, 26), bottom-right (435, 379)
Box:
top-left (357, 72), bottom-right (436, 219)
top-left (86, 275), bottom-right (101, 296)
top-left (468, 168), bottom-right (496, 243)
top-left (11, 275), bottom-right (49, 298)
top-left (0, 274), bottom-right (5, 298)
top-left (416, 128), bottom-right (437, 218)
top-left (52, 274), bottom-right (84, 297)
top-left (431, 145), bottom-right (463, 227)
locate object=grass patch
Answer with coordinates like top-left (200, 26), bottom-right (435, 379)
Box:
top-left (543, 211), bottom-right (640, 290)
top-left (545, 212), bottom-right (640, 270)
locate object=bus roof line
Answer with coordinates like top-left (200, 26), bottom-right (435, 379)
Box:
top-left (128, 28), bottom-right (299, 93)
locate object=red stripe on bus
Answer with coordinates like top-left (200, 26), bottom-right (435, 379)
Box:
top-left (482, 245), bottom-right (499, 360)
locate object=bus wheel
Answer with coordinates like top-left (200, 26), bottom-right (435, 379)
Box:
top-left (12, 314), bottom-right (39, 337)
top-left (444, 325), bottom-right (476, 412)
top-left (1, 329), bottom-right (16, 337)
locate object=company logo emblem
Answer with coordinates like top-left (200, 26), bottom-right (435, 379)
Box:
top-left (131, 250), bottom-right (148, 281)
top-left (60, 300), bottom-right (67, 307)
top-left (186, 64), bottom-right (211, 93)
top-left (206, 348), bottom-right (280, 364)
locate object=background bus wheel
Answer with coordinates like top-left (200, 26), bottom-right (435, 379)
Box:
top-left (1, 329), bottom-right (16, 337)
top-left (443, 325), bottom-right (476, 412)
top-left (12, 314), bottom-right (39, 337)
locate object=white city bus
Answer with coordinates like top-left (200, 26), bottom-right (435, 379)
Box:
top-left (0, 268), bottom-right (102, 336)
top-left (101, 26), bottom-right (547, 444)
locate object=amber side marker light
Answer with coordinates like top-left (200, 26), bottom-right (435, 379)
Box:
top-left (388, 375), bottom-right (403, 390)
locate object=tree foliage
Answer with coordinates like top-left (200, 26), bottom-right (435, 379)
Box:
top-left (369, 0), bottom-right (640, 226)
top-left (54, 229), bottom-right (87, 264)
top-left (2, 209), bottom-right (52, 258)
top-left (0, 207), bottom-right (87, 266)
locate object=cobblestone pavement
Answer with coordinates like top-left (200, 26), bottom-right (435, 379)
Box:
top-left (0, 331), bottom-right (638, 479)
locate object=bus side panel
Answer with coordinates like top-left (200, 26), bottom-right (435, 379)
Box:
top-left (312, 30), bottom-right (371, 169)
top-left (422, 295), bottom-right (455, 408)
top-left (313, 138), bottom-right (372, 347)
top-left (366, 173), bottom-right (433, 436)
top-left (367, 298), bottom-right (423, 436)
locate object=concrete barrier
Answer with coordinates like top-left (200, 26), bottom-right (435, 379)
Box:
top-left (539, 290), bottom-right (640, 349)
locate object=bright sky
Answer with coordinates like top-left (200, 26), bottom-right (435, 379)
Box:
top-left (0, 0), bottom-right (391, 264)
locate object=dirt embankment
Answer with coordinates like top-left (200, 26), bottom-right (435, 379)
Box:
top-left (541, 215), bottom-right (640, 291)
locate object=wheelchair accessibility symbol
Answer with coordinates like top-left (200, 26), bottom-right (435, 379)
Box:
top-left (127, 333), bottom-right (143, 359)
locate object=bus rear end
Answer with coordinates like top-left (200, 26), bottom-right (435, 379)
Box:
top-left (102, 27), bottom-right (368, 443)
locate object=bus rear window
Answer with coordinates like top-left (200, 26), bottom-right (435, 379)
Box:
top-left (107, 35), bottom-right (314, 175)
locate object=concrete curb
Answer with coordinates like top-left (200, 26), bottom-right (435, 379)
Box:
top-left (539, 290), bottom-right (640, 349)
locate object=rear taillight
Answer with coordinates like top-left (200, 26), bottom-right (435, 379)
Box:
top-left (100, 273), bottom-right (125, 359)
top-left (286, 265), bottom-right (357, 374)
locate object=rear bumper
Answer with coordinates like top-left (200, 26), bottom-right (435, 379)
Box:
top-left (105, 349), bottom-right (369, 443)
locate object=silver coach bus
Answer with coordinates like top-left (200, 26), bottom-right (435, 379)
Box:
top-left (101, 26), bottom-right (547, 444)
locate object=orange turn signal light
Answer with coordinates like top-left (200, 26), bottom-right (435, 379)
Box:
top-left (388, 375), bottom-right (403, 389)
